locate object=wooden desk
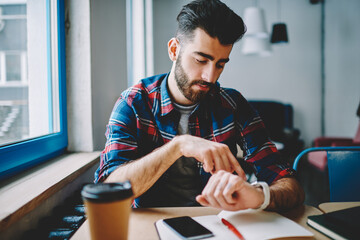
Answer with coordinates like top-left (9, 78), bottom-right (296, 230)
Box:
top-left (318, 201), bottom-right (360, 213)
top-left (71, 205), bottom-right (330, 240)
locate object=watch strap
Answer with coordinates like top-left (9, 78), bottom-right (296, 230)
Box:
top-left (251, 181), bottom-right (270, 210)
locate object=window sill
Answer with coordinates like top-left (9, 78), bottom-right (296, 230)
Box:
top-left (0, 152), bottom-right (99, 234)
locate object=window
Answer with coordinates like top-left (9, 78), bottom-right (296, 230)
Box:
top-left (0, 0), bottom-right (67, 181)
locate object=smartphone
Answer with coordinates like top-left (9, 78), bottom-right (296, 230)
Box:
top-left (163, 216), bottom-right (214, 240)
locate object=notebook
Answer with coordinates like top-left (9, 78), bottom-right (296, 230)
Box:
top-left (307, 206), bottom-right (360, 240)
top-left (155, 208), bottom-right (314, 240)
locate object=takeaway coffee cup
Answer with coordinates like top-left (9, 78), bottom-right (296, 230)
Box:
top-left (81, 181), bottom-right (133, 240)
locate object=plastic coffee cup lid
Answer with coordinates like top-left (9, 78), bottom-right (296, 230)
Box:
top-left (81, 181), bottom-right (133, 203)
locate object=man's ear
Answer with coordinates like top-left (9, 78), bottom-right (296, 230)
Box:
top-left (168, 38), bottom-right (180, 61)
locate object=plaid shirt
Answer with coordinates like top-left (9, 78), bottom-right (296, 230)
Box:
top-left (95, 73), bottom-right (294, 206)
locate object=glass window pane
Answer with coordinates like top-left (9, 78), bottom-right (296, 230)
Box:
top-left (0, 0), bottom-right (67, 181)
top-left (0, 53), bottom-right (2, 81)
top-left (6, 53), bottom-right (21, 81)
top-left (0, 1), bottom-right (60, 147)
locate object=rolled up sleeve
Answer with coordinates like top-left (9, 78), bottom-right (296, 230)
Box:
top-left (95, 98), bottom-right (139, 183)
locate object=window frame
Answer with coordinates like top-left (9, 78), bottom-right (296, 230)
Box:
top-left (0, 0), bottom-right (67, 181)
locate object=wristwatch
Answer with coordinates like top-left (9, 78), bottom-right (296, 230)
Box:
top-left (251, 181), bottom-right (270, 210)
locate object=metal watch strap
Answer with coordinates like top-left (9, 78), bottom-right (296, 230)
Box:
top-left (251, 181), bottom-right (270, 210)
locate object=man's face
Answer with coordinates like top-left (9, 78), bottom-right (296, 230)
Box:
top-left (174, 51), bottom-right (210, 103)
top-left (174, 28), bottom-right (233, 104)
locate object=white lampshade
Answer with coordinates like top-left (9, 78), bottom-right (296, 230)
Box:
top-left (241, 37), bottom-right (272, 57)
top-left (243, 7), bottom-right (269, 39)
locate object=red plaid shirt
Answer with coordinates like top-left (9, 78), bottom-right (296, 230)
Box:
top-left (95, 73), bottom-right (295, 207)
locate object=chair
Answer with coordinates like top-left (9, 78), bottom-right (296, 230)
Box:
top-left (293, 146), bottom-right (360, 202)
top-left (248, 100), bottom-right (304, 161)
top-left (307, 101), bottom-right (360, 171)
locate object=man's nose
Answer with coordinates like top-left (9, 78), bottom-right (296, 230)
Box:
top-left (201, 64), bottom-right (217, 83)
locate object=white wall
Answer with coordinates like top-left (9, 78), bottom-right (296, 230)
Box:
top-left (153, 0), bottom-right (185, 74)
top-left (325, 0), bottom-right (360, 137)
top-left (66, 0), bottom-right (127, 151)
top-left (66, 0), bottom-right (94, 152)
top-left (152, 0), bottom-right (360, 147)
top-left (90, 0), bottom-right (128, 150)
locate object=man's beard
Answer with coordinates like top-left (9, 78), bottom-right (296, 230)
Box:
top-left (174, 53), bottom-right (215, 103)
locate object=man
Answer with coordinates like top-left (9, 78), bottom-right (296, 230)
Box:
top-left (95, 0), bottom-right (304, 211)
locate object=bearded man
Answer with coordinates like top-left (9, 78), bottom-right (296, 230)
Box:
top-left (95, 0), bottom-right (304, 212)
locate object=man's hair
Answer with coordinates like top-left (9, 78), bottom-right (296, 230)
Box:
top-left (176, 0), bottom-right (246, 45)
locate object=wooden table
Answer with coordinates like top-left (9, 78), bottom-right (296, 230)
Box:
top-left (318, 201), bottom-right (360, 213)
top-left (71, 205), bottom-right (330, 240)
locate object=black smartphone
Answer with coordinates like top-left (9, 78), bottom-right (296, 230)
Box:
top-left (163, 216), bottom-right (214, 240)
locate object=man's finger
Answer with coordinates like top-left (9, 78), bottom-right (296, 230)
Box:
top-left (219, 151), bottom-right (232, 172)
top-left (201, 173), bottom-right (224, 208)
top-left (212, 151), bottom-right (225, 173)
top-left (196, 195), bottom-right (209, 206)
top-left (226, 151), bottom-right (245, 179)
top-left (234, 164), bottom-right (246, 180)
top-left (203, 154), bottom-right (214, 173)
top-left (214, 173), bottom-right (236, 206)
top-left (223, 176), bottom-right (242, 204)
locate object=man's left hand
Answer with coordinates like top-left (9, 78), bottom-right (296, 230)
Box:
top-left (196, 170), bottom-right (265, 211)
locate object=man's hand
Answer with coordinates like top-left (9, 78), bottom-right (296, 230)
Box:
top-left (177, 135), bottom-right (246, 179)
top-left (196, 170), bottom-right (264, 211)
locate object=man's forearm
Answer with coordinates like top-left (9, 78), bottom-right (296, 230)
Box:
top-left (104, 137), bottom-right (182, 198)
top-left (267, 177), bottom-right (305, 212)
top-left (103, 134), bottom-right (245, 198)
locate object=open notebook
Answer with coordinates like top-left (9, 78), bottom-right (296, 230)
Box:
top-left (155, 209), bottom-right (313, 240)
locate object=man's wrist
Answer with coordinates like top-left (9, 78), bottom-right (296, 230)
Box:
top-left (170, 135), bottom-right (185, 159)
top-left (251, 181), bottom-right (270, 210)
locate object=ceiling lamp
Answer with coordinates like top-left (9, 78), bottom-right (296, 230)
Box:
top-left (270, 23), bottom-right (288, 43)
top-left (242, 37), bottom-right (272, 57)
top-left (242, 3), bottom-right (272, 56)
top-left (270, 0), bottom-right (289, 44)
top-left (243, 6), bottom-right (268, 39)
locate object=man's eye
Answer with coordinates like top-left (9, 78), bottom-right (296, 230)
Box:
top-left (196, 59), bottom-right (207, 64)
top-left (216, 64), bottom-right (225, 69)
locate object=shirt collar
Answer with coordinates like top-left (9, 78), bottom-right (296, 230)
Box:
top-left (160, 73), bottom-right (175, 116)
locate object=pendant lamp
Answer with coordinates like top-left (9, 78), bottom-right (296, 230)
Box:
top-left (243, 7), bottom-right (268, 39)
top-left (242, 5), bottom-right (272, 56)
top-left (271, 23), bottom-right (288, 43)
top-left (270, 0), bottom-right (289, 44)
top-left (242, 37), bottom-right (272, 57)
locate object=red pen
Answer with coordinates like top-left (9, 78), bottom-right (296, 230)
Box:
top-left (221, 218), bottom-right (246, 240)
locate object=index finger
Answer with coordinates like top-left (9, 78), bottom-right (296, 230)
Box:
top-left (227, 151), bottom-right (246, 180)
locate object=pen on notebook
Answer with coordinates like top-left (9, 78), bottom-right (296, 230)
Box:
top-left (221, 218), bottom-right (245, 240)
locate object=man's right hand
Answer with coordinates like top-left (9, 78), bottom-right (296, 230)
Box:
top-left (174, 135), bottom-right (246, 180)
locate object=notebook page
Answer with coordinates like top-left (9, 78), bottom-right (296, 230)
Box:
top-left (155, 209), bottom-right (313, 240)
top-left (218, 209), bottom-right (313, 240)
